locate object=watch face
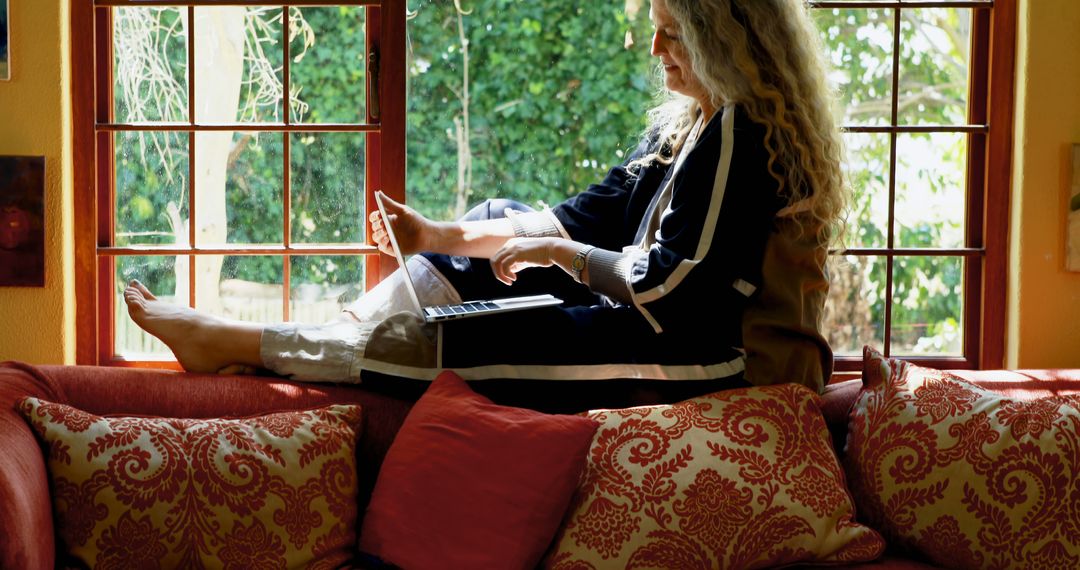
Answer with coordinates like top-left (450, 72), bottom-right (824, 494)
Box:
top-left (572, 255), bottom-right (586, 271)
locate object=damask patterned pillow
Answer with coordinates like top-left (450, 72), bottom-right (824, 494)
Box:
top-left (544, 383), bottom-right (885, 569)
top-left (846, 346), bottom-right (1080, 569)
top-left (18, 397), bottom-right (363, 570)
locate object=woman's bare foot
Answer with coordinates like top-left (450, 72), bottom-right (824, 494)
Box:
top-left (123, 280), bottom-right (264, 374)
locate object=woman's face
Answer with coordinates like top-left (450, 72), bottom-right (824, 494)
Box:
top-left (649, 0), bottom-right (710, 107)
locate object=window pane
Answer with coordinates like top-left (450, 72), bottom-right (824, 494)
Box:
top-left (289, 255), bottom-right (364, 323)
top-left (898, 8), bottom-right (971, 125)
top-left (114, 131), bottom-right (189, 247)
top-left (825, 255), bottom-right (886, 356)
top-left (291, 6), bottom-right (367, 123)
top-left (195, 255), bottom-right (284, 323)
top-left (194, 132), bottom-right (284, 246)
top-left (405, 0), bottom-right (655, 220)
top-left (193, 6), bottom-right (286, 124)
top-left (843, 132), bottom-right (890, 248)
top-left (290, 133), bottom-right (365, 244)
top-left (891, 255), bottom-right (964, 356)
top-left (815, 7), bottom-right (894, 126)
top-left (114, 255), bottom-right (178, 359)
top-left (113, 7), bottom-right (188, 123)
top-left (895, 132), bottom-right (966, 249)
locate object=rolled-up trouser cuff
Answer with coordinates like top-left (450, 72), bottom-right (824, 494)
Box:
top-left (266, 255), bottom-right (459, 383)
top-left (260, 321), bottom-right (372, 383)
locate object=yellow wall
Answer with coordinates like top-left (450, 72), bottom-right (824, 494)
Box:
top-left (1007, 0), bottom-right (1080, 368)
top-left (0, 1), bottom-right (1076, 368)
top-left (0, 0), bottom-right (73, 363)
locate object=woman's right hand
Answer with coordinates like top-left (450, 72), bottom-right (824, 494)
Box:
top-left (369, 191), bottom-right (433, 256)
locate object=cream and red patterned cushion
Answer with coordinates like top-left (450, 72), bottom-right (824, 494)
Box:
top-left (846, 346), bottom-right (1080, 569)
top-left (18, 397), bottom-right (363, 570)
top-left (544, 383), bottom-right (885, 569)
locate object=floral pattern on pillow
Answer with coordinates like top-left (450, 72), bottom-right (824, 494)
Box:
top-left (845, 346), bottom-right (1080, 569)
top-left (19, 398), bottom-right (363, 570)
top-left (545, 383), bottom-right (885, 569)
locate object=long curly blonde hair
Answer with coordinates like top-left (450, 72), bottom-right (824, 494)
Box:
top-left (636, 0), bottom-right (847, 242)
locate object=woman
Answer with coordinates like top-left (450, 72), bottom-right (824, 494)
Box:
top-left (126, 0), bottom-right (845, 401)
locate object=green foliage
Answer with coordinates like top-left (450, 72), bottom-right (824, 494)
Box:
top-left (404, 0), bottom-right (657, 219)
top-left (289, 6), bottom-right (367, 124)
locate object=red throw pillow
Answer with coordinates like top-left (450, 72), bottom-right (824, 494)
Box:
top-left (359, 370), bottom-right (600, 569)
top-left (845, 346), bottom-right (1080, 569)
top-left (18, 398), bottom-right (363, 569)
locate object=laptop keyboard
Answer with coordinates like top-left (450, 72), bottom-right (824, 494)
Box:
top-left (429, 301), bottom-right (501, 315)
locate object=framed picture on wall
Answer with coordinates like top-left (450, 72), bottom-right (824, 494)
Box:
top-left (0, 0), bottom-right (9, 80)
top-left (0, 156), bottom-right (46, 287)
top-left (1069, 145), bottom-right (1080, 271)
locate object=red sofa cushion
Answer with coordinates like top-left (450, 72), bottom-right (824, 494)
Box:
top-left (359, 370), bottom-right (599, 570)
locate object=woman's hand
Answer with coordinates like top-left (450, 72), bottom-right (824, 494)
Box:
top-left (369, 192), bottom-right (432, 256)
top-left (490, 237), bottom-right (564, 285)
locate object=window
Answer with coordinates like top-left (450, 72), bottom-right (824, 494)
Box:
top-left (401, 0), bottom-right (1015, 371)
top-left (75, 0), bottom-right (1014, 371)
top-left (73, 0), bottom-right (406, 366)
top-left (809, 0), bottom-right (1014, 370)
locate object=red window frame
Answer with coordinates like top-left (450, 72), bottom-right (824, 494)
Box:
top-left (809, 0), bottom-right (1016, 372)
top-left (72, 0), bottom-right (406, 367)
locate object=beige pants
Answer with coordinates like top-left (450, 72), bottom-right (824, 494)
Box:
top-left (259, 256), bottom-right (460, 382)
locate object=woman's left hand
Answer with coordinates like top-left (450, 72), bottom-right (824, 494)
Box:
top-left (489, 237), bottom-right (561, 286)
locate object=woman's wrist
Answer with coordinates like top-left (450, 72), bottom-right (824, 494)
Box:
top-left (552, 240), bottom-right (593, 284)
top-left (424, 220), bottom-right (455, 254)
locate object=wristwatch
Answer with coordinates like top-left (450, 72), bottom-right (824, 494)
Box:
top-left (571, 245), bottom-right (596, 283)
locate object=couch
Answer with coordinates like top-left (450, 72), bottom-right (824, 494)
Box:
top-left (2, 360), bottom-right (1078, 569)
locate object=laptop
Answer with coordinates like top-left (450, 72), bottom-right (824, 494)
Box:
top-left (375, 191), bottom-right (563, 323)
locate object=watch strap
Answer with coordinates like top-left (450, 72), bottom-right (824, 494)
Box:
top-left (571, 245), bottom-right (596, 283)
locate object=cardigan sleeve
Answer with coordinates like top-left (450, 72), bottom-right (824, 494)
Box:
top-left (594, 105), bottom-right (779, 334)
top-left (549, 137), bottom-right (656, 252)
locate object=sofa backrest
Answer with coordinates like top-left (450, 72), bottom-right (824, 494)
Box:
top-left (819, 369), bottom-right (1080, 456)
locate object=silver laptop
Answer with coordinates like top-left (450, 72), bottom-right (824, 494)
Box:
top-left (375, 191), bottom-right (563, 323)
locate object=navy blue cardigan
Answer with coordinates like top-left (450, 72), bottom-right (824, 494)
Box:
top-left (426, 104), bottom-right (783, 382)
